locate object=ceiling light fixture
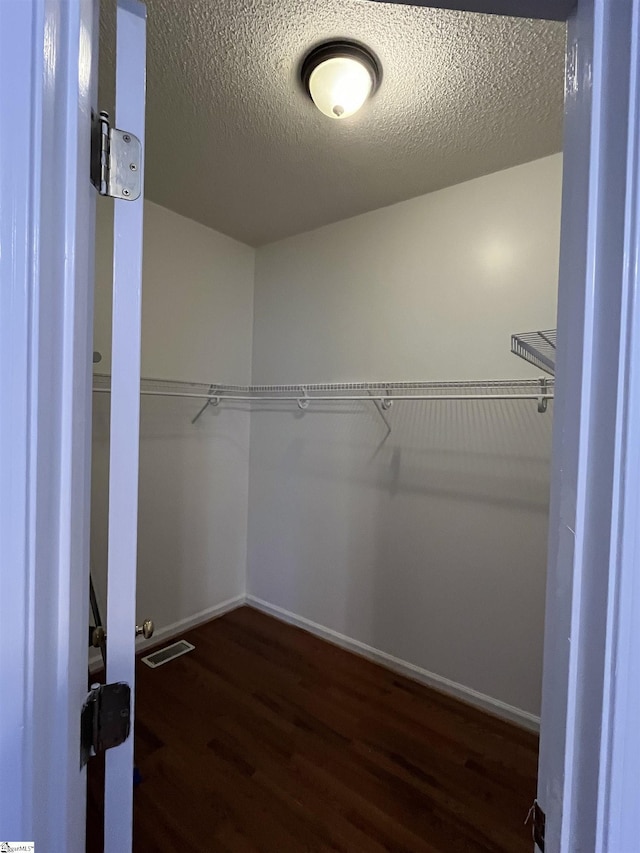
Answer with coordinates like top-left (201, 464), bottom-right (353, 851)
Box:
top-left (301, 40), bottom-right (381, 120)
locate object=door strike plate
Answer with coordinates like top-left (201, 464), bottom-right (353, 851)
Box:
top-left (80, 681), bottom-right (131, 767)
top-left (533, 800), bottom-right (545, 851)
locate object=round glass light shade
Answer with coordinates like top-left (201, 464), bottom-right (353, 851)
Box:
top-left (308, 55), bottom-right (374, 119)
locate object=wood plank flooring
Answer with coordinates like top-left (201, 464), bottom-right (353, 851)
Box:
top-left (87, 606), bottom-right (538, 852)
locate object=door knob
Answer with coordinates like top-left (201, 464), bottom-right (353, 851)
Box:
top-left (135, 619), bottom-right (154, 640)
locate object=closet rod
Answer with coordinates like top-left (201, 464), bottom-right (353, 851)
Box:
top-left (197, 393), bottom-right (554, 402)
top-left (93, 388), bottom-right (214, 399)
top-left (93, 389), bottom-right (554, 402)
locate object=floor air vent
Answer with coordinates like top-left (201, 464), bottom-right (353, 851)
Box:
top-left (142, 639), bottom-right (195, 668)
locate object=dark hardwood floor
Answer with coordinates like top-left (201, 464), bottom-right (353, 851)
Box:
top-left (87, 606), bottom-right (538, 852)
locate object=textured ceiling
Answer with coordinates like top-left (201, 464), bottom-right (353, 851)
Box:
top-left (100, 1), bottom-right (565, 246)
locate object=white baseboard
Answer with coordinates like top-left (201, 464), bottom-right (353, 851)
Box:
top-left (88, 593), bottom-right (245, 673)
top-left (246, 595), bottom-right (540, 733)
top-left (89, 591), bottom-right (540, 732)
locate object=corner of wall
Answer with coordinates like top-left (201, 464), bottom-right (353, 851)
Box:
top-left (245, 244), bottom-right (260, 600)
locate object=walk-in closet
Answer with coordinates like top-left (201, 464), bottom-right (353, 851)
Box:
top-left (88, 1), bottom-right (565, 850)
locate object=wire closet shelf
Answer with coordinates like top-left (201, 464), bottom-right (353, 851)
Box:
top-left (93, 374), bottom-right (554, 423)
top-left (511, 329), bottom-right (557, 376)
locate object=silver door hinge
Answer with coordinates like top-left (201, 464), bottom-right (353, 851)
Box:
top-left (91, 110), bottom-right (141, 200)
top-left (80, 681), bottom-right (131, 767)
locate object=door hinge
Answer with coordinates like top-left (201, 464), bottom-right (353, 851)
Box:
top-left (91, 110), bottom-right (141, 200)
top-left (80, 681), bottom-right (131, 767)
top-left (526, 800), bottom-right (546, 852)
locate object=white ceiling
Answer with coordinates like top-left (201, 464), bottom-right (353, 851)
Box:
top-left (100, 1), bottom-right (565, 247)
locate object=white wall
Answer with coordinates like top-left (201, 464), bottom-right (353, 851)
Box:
top-left (91, 201), bottom-right (254, 645)
top-left (248, 155), bottom-right (562, 722)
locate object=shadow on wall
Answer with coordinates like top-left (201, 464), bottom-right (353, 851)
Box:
top-left (253, 398), bottom-right (551, 509)
top-left (247, 397), bottom-right (552, 715)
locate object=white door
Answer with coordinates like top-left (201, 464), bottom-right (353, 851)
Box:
top-left (102, 1), bottom-right (147, 852)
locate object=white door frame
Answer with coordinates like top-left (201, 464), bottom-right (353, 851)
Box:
top-left (4, 0), bottom-right (640, 850)
top-left (539, 1), bottom-right (640, 850)
top-left (0, 0), bottom-right (97, 849)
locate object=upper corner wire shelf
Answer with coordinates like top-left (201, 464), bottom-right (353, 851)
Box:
top-left (511, 330), bottom-right (557, 376)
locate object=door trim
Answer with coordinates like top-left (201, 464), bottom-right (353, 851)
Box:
top-left (0, 0), bottom-right (98, 848)
top-left (536, 1), bottom-right (640, 849)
